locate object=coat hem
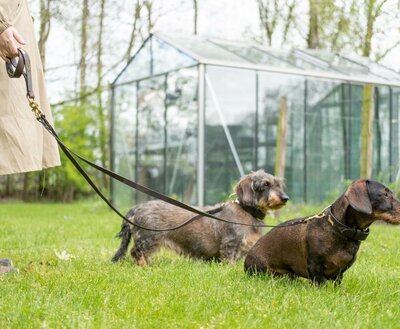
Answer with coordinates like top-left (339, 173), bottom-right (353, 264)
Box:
top-left (0, 162), bottom-right (60, 176)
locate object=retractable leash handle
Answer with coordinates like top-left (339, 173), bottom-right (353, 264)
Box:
top-left (5, 49), bottom-right (307, 231)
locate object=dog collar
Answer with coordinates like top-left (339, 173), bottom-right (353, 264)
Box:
top-left (237, 202), bottom-right (266, 220)
top-left (327, 207), bottom-right (370, 241)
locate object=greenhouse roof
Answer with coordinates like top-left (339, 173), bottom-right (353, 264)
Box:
top-left (113, 32), bottom-right (400, 87)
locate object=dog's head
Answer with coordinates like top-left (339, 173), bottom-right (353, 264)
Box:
top-left (235, 170), bottom-right (289, 214)
top-left (344, 179), bottom-right (400, 225)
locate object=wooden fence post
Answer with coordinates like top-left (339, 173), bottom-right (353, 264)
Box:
top-left (360, 84), bottom-right (375, 178)
top-left (275, 96), bottom-right (288, 179)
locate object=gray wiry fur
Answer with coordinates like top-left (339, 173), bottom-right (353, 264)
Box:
top-left (111, 170), bottom-right (289, 265)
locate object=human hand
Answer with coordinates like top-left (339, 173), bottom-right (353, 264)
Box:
top-left (0, 26), bottom-right (26, 62)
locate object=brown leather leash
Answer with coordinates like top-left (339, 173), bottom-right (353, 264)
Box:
top-left (6, 49), bottom-right (308, 232)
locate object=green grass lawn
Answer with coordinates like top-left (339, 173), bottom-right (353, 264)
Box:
top-left (1, 201), bottom-right (400, 329)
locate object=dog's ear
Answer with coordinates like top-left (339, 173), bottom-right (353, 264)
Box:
top-left (251, 179), bottom-right (265, 192)
top-left (235, 176), bottom-right (254, 206)
top-left (345, 180), bottom-right (372, 215)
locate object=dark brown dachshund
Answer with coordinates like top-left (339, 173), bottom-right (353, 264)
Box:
top-left (244, 179), bottom-right (400, 285)
top-left (112, 170), bottom-right (289, 265)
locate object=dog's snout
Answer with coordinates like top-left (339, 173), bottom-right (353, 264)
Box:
top-left (281, 194), bottom-right (289, 203)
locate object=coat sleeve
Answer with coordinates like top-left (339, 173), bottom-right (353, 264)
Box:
top-left (0, 2), bottom-right (12, 34)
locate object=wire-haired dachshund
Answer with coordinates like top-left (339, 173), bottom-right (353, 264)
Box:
top-left (112, 170), bottom-right (289, 265)
top-left (245, 179), bottom-right (400, 285)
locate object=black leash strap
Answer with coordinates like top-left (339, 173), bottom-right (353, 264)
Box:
top-left (7, 49), bottom-right (306, 231)
top-left (39, 114), bottom-right (270, 229)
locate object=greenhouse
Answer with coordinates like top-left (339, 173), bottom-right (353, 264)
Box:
top-left (110, 32), bottom-right (400, 206)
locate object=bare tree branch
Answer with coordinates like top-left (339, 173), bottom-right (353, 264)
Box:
top-left (375, 39), bottom-right (400, 62)
top-left (38, 0), bottom-right (52, 70)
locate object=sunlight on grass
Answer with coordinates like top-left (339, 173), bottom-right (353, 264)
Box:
top-left (1, 201), bottom-right (399, 328)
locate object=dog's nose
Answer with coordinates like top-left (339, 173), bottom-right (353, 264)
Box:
top-left (281, 194), bottom-right (290, 203)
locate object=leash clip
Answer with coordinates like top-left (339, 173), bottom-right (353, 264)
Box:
top-left (27, 95), bottom-right (44, 120)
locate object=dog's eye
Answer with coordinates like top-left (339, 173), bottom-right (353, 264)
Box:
top-left (382, 191), bottom-right (390, 198)
top-left (264, 182), bottom-right (270, 188)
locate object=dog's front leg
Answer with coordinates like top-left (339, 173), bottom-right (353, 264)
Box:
top-left (331, 273), bottom-right (343, 286)
top-left (307, 259), bottom-right (328, 285)
top-left (220, 237), bottom-right (241, 264)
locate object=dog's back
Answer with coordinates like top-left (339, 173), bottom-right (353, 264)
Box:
top-left (244, 219), bottom-right (308, 278)
top-left (111, 200), bottom-right (225, 262)
top-left (112, 200), bottom-right (263, 263)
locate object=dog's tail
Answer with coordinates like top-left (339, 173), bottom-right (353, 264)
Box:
top-left (111, 209), bottom-right (135, 262)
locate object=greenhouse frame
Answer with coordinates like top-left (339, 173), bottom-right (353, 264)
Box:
top-left (110, 32), bottom-right (400, 206)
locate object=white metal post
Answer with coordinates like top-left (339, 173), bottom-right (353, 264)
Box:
top-left (197, 64), bottom-right (205, 206)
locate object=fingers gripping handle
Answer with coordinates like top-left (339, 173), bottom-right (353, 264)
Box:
top-left (6, 50), bottom-right (24, 78)
top-left (5, 48), bottom-right (35, 99)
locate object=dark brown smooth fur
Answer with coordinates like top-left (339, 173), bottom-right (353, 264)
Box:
top-left (112, 170), bottom-right (289, 265)
top-left (244, 179), bottom-right (400, 285)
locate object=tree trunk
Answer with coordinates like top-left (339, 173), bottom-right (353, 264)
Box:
top-left (193, 0), bottom-right (198, 35)
top-left (97, 0), bottom-right (108, 188)
top-left (5, 175), bottom-right (11, 196)
top-left (80, 0), bottom-right (89, 97)
top-left (362, 0), bottom-right (375, 57)
top-left (258, 0), bottom-right (275, 46)
top-left (144, 1), bottom-right (154, 31)
top-left (126, 0), bottom-right (142, 62)
top-left (38, 0), bottom-right (52, 70)
top-left (23, 173), bottom-right (29, 200)
top-left (307, 0), bottom-right (320, 49)
top-left (360, 0), bottom-right (389, 58)
top-left (282, 1), bottom-right (296, 45)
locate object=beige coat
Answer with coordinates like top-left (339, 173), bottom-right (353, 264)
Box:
top-left (0, 0), bottom-right (60, 175)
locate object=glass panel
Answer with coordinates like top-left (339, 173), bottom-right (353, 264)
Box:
top-left (260, 48), bottom-right (329, 71)
top-left (115, 38), bottom-right (152, 84)
top-left (212, 41), bottom-right (340, 72)
top-left (305, 79), bottom-right (348, 202)
top-left (137, 76), bottom-right (166, 203)
top-left (373, 86), bottom-right (391, 180)
top-left (173, 37), bottom-right (249, 63)
top-left (344, 55), bottom-right (400, 82)
top-left (277, 51), bottom-right (323, 71)
top-left (115, 36), bottom-right (197, 85)
top-left (152, 37), bottom-right (197, 75)
top-left (213, 42), bottom-right (297, 68)
top-left (258, 72), bottom-right (305, 202)
top-left (302, 50), bottom-right (369, 75)
top-left (367, 63), bottom-right (400, 82)
top-left (205, 66), bottom-right (256, 204)
top-left (111, 83), bottom-right (137, 208)
top-left (166, 68), bottom-right (198, 204)
top-left (292, 50), bottom-right (339, 72)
